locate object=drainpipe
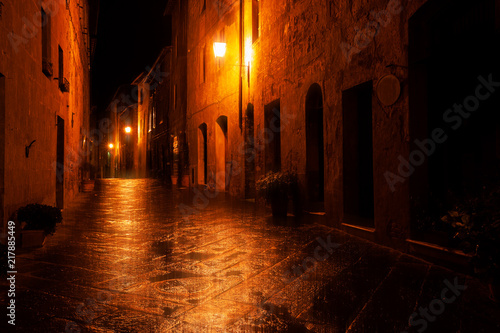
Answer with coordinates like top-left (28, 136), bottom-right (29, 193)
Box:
top-left (239, 0), bottom-right (243, 130)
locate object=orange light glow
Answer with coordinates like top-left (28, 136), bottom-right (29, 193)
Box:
top-left (245, 38), bottom-right (253, 64)
top-left (108, 143), bottom-right (114, 149)
top-left (213, 42), bottom-right (227, 58)
top-left (125, 126), bottom-right (132, 133)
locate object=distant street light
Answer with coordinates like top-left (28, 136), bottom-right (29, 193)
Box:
top-left (213, 42), bottom-right (227, 58)
top-left (108, 143), bottom-right (114, 149)
top-left (124, 126), bottom-right (132, 134)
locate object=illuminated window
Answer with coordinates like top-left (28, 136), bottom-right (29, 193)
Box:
top-left (148, 110), bottom-right (152, 133)
top-left (252, 0), bottom-right (259, 43)
top-left (153, 106), bottom-right (156, 129)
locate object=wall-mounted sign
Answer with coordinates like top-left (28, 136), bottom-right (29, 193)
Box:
top-left (376, 74), bottom-right (401, 106)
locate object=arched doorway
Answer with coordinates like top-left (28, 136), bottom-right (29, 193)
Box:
top-left (306, 84), bottom-right (325, 209)
top-left (198, 123), bottom-right (207, 185)
top-left (245, 104), bottom-right (256, 198)
top-left (409, 0), bottom-right (500, 239)
top-left (215, 116), bottom-right (228, 191)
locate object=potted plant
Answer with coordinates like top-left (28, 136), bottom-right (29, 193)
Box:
top-left (16, 204), bottom-right (62, 248)
top-left (441, 186), bottom-right (500, 302)
top-left (257, 171), bottom-right (299, 218)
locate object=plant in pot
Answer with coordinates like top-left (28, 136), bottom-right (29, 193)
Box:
top-left (17, 204), bottom-right (63, 248)
top-left (257, 171), bottom-right (299, 218)
top-left (441, 186), bottom-right (500, 302)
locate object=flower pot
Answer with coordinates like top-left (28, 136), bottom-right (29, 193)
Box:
top-left (271, 196), bottom-right (288, 218)
top-left (82, 180), bottom-right (95, 192)
top-left (21, 230), bottom-right (46, 248)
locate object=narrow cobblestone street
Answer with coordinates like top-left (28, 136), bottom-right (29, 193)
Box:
top-left (3, 179), bottom-right (500, 332)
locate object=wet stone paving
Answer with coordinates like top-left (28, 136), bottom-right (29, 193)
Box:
top-left (2, 179), bottom-right (500, 332)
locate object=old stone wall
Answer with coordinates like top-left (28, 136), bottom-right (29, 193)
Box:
top-left (0, 0), bottom-right (91, 230)
top-left (186, 0), bottom-right (432, 248)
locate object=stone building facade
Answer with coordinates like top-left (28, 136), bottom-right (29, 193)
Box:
top-left (0, 0), bottom-right (96, 232)
top-left (131, 0), bottom-right (189, 185)
top-left (166, 0), bottom-right (189, 187)
top-left (185, 0), bottom-right (500, 253)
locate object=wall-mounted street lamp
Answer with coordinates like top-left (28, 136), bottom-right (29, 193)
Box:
top-left (124, 126), bottom-right (132, 134)
top-left (213, 42), bottom-right (227, 58)
top-left (213, 41), bottom-right (250, 87)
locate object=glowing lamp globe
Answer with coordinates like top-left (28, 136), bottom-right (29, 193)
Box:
top-left (213, 42), bottom-right (227, 58)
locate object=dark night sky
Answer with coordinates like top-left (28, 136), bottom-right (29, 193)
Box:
top-left (92, 0), bottom-right (171, 113)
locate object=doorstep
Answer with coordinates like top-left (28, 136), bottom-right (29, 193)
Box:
top-left (406, 238), bottom-right (472, 271)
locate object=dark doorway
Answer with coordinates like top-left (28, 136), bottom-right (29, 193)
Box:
top-left (56, 116), bottom-right (65, 209)
top-left (343, 81), bottom-right (374, 226)
top-left (245, 104), bottom-right (256, 198)
top-left (264, 99), bottom-right (281, 173)
top-left (198, 123), bottom-right (207, 185)
top-left (306, 84), bottom-right (325, 207)
top-left (409, 0), bottom-right (500, 236)
top-left (215, 115), bottom-right (228, 191)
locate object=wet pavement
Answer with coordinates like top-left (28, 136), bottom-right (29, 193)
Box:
top-left (2, 179), bottom-right (500, 332)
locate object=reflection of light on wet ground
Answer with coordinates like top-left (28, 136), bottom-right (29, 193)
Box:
top-left (9, 179), bottom-right (499, 332)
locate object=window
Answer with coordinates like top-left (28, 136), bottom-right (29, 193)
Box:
top-left (58, 46), bottom-right (69, 92)
top-left (152, 106), bottom-right (156, 129)
top-left (252, 0), bottom-right (259, 43)
top-left (148, 109), bottom-right (152, 133)
top-left (42, 8), bottom-right (52, 76)
top-left (58, 46), bottom-right (64, 86)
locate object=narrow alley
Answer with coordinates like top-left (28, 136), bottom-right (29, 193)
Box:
top-left (3, 179), bottom-right (499, 332)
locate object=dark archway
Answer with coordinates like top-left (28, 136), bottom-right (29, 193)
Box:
top-left (198, 123), bottom-right (207, 185)
top-left (216, 116), bottom-right (228, 191)
top-left (306, 83), bottom-right (325, 208)
top-left (409, 0), bottom-right (500, 240)
top-left (245, 104), bottom-right (256, 198)
top-left (56, 116), bottom-right (65, 208)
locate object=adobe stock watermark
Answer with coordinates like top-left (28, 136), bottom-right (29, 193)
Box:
top-left (341, 0), bottom-right (406, 63)
top-left (8, 0), bottom-right (66, 53)
top-left (402, 277), bottom-right (467, 333)
top-left (256, 234), bottom-right (342, 323)
top-left (385, 73), bottom-right (500, 192)
top-left (178, 106), bottom-right (296, 222)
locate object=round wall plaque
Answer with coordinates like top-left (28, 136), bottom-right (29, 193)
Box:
top-left (377, 74), bottom-right (401, 106)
